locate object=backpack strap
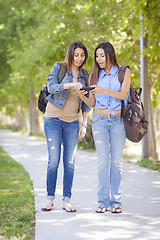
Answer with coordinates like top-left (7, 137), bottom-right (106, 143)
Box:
top-left (58, 65), bottom-right (67, 83)
top-left (82, 69), bottom-right (89, 83)
top-left (135, 87), bottom-right (142, 97)
top-left (118, 65), bottom-right (130, 118)
top-left (118, 65), bottom-right (130, 85)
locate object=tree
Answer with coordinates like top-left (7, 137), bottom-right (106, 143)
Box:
top-left (0, 0), bottom-right (159, 158)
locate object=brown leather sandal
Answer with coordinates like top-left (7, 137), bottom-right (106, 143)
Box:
top-left (111, 205), bottom-right (122, 213)
top-left (95, 206), bottom-right (107, 213)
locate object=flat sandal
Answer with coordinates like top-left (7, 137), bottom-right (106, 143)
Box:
top-left (111, 205), bottom-right (122, 213)
top-left (41, 203), bottom-right (53, 212)
top-left (62, 202), bottom-right (76, 213)
top-left (95, 206), bottom-right (107, 213)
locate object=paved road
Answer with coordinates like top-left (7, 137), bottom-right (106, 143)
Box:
top-left (0, 129), bottom-right (160, 240)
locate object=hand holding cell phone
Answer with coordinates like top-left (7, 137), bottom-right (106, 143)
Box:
top-left (80, 86), bottom-right (95, 92)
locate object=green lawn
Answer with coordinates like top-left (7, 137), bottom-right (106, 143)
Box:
top-left (0, 147), bottom-right (35, 240)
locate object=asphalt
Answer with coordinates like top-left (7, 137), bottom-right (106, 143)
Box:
top-left (0, 129), bottom-right (160, 240)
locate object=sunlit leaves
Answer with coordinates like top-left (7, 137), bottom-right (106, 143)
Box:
top-left (0, 0), bottom-right (160, 116)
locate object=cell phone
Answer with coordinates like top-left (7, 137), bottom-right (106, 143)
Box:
top-left (80, 86), bottom-right (95, 92)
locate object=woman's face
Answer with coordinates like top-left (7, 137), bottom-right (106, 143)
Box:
top-left (72, 48), bottom-right (85, 68)
top-left (96, 48), bottom-right (107, 69)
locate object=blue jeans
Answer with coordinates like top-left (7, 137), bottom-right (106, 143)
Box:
top-left (92, 113), bottom-right (126, 208)
top-left (44, 117), bottom-right (79, 202)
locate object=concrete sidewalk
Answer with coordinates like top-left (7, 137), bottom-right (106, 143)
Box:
top-left (0, 129), bottom-right (160, 240)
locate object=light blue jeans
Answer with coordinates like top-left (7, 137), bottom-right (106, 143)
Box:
top-left (92, 113), bottom-right (126, 209)
top-left (44, 117), bottom-right (79, 202)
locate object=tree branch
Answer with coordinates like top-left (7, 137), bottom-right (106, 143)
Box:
top-left (146, 12), bottom-right (160, 28)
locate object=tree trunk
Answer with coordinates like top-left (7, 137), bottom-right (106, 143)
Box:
top-left (148, 93), bottom-right (158, 160)
top-left (29, 80), bottom-right (33, 134)
top-left (29, 79), bottom-right (40, 134)
top-left (156, 108), bottom-right (160, 131)
top-left (140, 32), bottom-right (149, 160)
top-left (14, 106), bottom-right (20, 130)
top-left (19, 102), bottom-right (27, 130)
top-left (32, 97), bottom-right (40, 133)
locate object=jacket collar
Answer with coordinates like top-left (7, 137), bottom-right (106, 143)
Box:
top-left (67, 68), bottom-right (85, 78)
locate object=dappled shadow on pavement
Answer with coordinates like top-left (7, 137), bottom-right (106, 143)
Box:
top-left (0, 129), bottom-right (160, 240)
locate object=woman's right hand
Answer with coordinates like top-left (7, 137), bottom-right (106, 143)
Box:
top-left (77, 89), bottom-right (88, 99)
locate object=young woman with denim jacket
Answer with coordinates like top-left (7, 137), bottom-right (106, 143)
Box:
top-left (41, 41), bottom-right (90, 212)
top-left (78, 42), bottom-right (131, 213)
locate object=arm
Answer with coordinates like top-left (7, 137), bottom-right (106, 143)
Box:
top-left (91, 68), bottom-right (131, 100)
top-left (78, 74), bottom-right (91, 138)
top-left (47, 63), bottom-right (66, 93)
top-left (78, 75), bottom-right (96, 107)
top-left (79, 111), bottom-right (89, 139)
top-left (63, 82), bottom-right (83, 90)
top-left (47, 63), bottom-right (83, 93)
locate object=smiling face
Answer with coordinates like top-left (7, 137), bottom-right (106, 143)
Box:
top-left (96, 48), bottom-right (107, 69)
top-left (72, 48), bottom-right (85, 68)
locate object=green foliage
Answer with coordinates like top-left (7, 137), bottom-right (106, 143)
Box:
top-left (0, 147), bottom-right (35, 239)
top-left (137, 158), bottom-right (160, 172)
top-left (0, 0), bottom-right (160, 120)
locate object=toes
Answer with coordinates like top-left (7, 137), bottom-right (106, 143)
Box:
top-left (62, 203), bottom-right (76, 212)
top-left (95, 206), bottom-right (107, 213)
top-left (111, 206), bottom-right (122, 213)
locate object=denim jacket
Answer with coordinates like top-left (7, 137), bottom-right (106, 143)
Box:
top-left (46, 62), bottom-right (90, 113)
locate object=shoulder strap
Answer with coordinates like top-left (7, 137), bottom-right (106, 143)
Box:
top-left (134, 86), bottom-right (142, 97)
top-left (82, 69), bottom-right (89, 85)
top-left (58, 65), bottom-right (67, 84)
top-left (118, 65), bottom-right (130, 85)
top-left (118, 65), bottom-right (130, 118)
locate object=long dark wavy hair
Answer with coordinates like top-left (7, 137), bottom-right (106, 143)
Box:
top-left (57, 41), bottom-right (88, 70)
top-left (90, 42), bottom-right (119, 85)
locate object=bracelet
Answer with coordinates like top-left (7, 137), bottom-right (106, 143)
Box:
top-left (82, 124), bottom-right (87, 128)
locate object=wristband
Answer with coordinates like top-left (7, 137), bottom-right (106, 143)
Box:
top-left (82, 124), bottom-right (87, 128)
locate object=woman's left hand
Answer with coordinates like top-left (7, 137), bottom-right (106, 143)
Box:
top-left (78, 125), bottom-right (86, 139)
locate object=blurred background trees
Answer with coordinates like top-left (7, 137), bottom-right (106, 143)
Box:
top-left (0, 0), bottom-right (160, 160)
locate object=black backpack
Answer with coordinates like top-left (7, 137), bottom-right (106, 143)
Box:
top-left (38, 65), bottom-right (89, 113)
top-left (118, 66), bottom-right (149, 143)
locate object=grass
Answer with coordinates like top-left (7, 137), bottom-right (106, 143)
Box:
top-left (137, 158), bottom-right (160, 172)
top-left (0, 123), bottom-right (14, 131)
top-left (0, 147), bottom-right (35, 240)
top-left (122, 138), bottom-right (160, 172)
